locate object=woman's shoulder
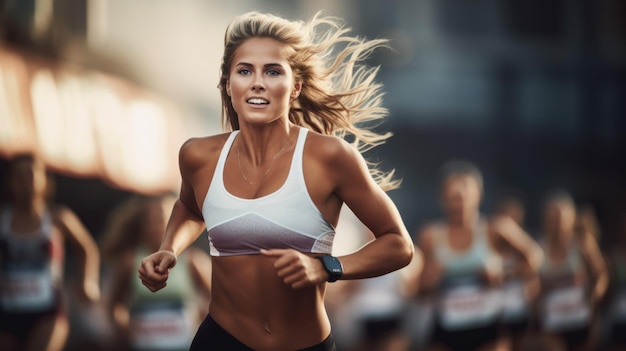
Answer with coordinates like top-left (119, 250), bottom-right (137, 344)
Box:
top-left (304, 130), bottom-right (359, 162)
top-left (487, 214), bottom-right (518, 239)
top-left (179, 132), bottom-right (232, 168)
top-left (417, 220), bottom-right (445, 248)
top-left (180, 132), bottom-right (231, 155)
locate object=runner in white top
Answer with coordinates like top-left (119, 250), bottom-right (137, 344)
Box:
top-left (0, 153), bottom-right (101, 351)
top-left (535, 190), bottom-right (608, 351)
top-left (417, 160), bottom-right (542, 351)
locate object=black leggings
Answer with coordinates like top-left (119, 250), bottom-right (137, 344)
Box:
top-left (190, 315), bottom-right (336, 351)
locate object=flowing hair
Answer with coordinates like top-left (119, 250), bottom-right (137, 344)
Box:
top-left (218, 11), bottom-right (400, 190)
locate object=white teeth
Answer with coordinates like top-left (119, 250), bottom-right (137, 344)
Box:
top-left (247, 98), bottom-right (268, 105)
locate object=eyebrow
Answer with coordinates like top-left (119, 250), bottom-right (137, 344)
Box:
top-left (235, 62), bottom-right (285, 69)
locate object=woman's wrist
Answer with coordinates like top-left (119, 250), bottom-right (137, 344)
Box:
top-left (157, 247), bottom-right (178, 257)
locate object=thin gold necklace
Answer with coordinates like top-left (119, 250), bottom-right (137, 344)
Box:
top-left (236, 138), bottom-right (291, 185)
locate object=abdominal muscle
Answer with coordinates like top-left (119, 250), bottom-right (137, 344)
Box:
top-left (207, 254), bottom-right (331, 351)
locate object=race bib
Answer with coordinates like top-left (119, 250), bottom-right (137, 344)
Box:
top-left (542, 286), bottom-right (590, 331)
top-left (130, 301), bottom-right (193, 351)
top-left (439, 285), bottom-right (502, 330)
top-left (501, 280), bottom-right (528, 321)
top-left (0, 266), bottom-right (54, 312)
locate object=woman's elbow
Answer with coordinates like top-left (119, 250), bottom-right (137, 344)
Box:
top-left (397, 236), bottom-right (415, 269)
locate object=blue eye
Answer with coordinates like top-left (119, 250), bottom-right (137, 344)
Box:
top-left (238, 68), bottom-right (251, 75)
top-left (266, 70), bottom-right (280, 76)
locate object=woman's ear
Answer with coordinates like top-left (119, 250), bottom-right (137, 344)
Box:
top-left (226, 80), bottom-right (232, 96)
top-left (292, 82), bottom-right (302, 99)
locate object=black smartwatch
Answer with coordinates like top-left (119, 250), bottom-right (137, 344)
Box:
top-left (316, 255), bottom-right (343, 282)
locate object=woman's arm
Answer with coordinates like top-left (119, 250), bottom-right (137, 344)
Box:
top-left (261, 136), bottom-right (414, 288)
top-left (55, 205), bottom-right (101, 302)
top-left (106, 252), bottom-right (134, 331)
top-left (416, 226), bottom-right (443, 294)
top-left (158, 196), bottom-right (206, 256)
top-left (580, 233), bottom-right (609, 305)
top-left (138, 139), bottom-right (209, 292)
top-left (490, 215), bottom-right (544, 278)
top-left (398, 241), bottom-right (424, 298)
top-left (327, 138), bottom-right (414, 279)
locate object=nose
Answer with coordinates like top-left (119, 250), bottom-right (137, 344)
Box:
top-left (251, 83), bottom-right (265, 91)
top-left (251, 74), bottom-right (265, 91)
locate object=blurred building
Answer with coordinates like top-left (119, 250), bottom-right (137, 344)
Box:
top-left (0, 0), bottom-right (625, 242)
top-left (352, 0), bottom-right (626, 240)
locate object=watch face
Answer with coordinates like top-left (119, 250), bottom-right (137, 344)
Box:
top-left (324, 256), bottom-right (341, 271)
top-left (322, 256), bottom-right (343, 282)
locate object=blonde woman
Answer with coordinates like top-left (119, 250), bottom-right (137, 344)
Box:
top-left (138, 11), bottom-right (414, 351)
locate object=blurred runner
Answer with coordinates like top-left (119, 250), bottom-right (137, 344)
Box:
top-left (0, 153), bottom-right (101, 351)
top-left (535, 190), bottom-right (608, 351)
top-left (493, 192), bottom-right (540, 351)
top-left (418, 160), bottom-right (542, 351)
top-left (101, 194), bottom-right (211, 351)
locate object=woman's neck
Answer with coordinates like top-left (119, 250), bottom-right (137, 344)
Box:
top-left (12, 197), bottom-right (46, 217)
top-left (448, 210), bottom-right (479, 229)
top-left (237, 122), bottom-right (295, 166)
top-left (546, 230), bottom-right (573, 249)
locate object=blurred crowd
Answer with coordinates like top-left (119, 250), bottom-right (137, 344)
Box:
top-left (326, 160), bottom-right (621, 351)
top-left (1, 152), bottom-right (625, 351)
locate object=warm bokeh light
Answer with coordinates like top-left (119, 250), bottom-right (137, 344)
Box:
top-left (0, 47), bottom-right (36, 155)
top-left (0, 44), bottom-right (185, 193)
top-left (123, 100), bottom-right (169, 191)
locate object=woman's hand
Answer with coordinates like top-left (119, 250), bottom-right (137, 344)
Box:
top-left (482, 255), bottom-right (504, 286)
top-left (138, 250), bottom-right (177, 292)
top-left (260, 249), bottom-right (328, 288)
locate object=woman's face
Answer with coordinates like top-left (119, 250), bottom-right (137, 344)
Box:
top-left (8, 158), bottom-right (47, 203)
top-left (441, 174), bottom-right (481, 219)
top-left (226, 37), bottom-right (300, 126)
top-left (544, 199), bottom-right (576, 240)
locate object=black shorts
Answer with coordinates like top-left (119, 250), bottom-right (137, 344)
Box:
top-left (559, 326), bottom-right (589, 350)
top-left (502, 317), bottom-right (530, 335)
top-left (363, 315), bottom-right (402, 340)
top-left (190, 315), bottom-right (336, 351)
top-left (611, 322), bottom-right (626, 344)
top-left (0, 307), bottom-right (60, 340)
top-left (431, 321), bottom-right (500, 351)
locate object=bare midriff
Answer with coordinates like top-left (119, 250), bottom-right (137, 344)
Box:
top-left (207, 254), bottom-right (331, 351)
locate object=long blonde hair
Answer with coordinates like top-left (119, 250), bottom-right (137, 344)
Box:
top-left (219, 12), bottom-right (399, 190)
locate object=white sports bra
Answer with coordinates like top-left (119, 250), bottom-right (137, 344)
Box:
top-left (202, 127), bottom-right (336, 257)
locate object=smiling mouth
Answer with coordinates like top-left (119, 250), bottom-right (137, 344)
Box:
top-left (247, 98), bottom-right (269, 105)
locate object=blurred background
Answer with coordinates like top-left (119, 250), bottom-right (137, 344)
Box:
top-left (1, 0), bottom-right (625, 239)
top-left (0, 0), bottom-right (625, 349)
